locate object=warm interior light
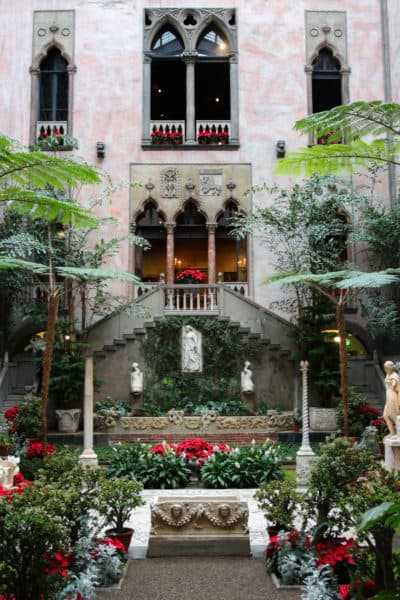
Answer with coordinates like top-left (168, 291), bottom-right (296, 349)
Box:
top-left (157, 88), bottom-right (162, 94)
top-left (215, 97), bottom-right (220, 103)
top-left (64, 334), bottom-right (71, 341)
top-left (218, 41), bottom-right (226, 50)
top-left (333, 335), bottom-right (341, 343)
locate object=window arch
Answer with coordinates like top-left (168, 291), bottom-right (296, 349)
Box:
top-left (197, 27), bottom-right (229, 56)
top-left (39, 47), bottom-right (69, 121)
top-left (152, 26), bottom-right (184, 57)
top-left (312, 47), bottom-right (342, 114)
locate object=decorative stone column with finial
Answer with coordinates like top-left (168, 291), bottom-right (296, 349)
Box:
top-left (79, 356), bottom-right (98, 468)
top-left (296, 360), bottom-right (315, 489)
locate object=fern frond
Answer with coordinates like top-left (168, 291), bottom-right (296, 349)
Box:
top-left (274, 140), bottom-right (399, 176)
top-left (0, 188), bottom-right (98, 227)
top-left (0, 256), bottom-right (48, 274)
top-left (294, 100), bottom-right (400, 140)
top-left (55, 266), bottom-right (140, 283)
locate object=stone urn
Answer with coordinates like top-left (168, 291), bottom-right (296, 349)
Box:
top-left (56, 409), bottom-right (82, 433)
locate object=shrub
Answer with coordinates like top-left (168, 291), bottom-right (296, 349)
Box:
top-left (305, 436), bottom-right (376, 534)
top-left (255, 480), bottom-right (303, 531)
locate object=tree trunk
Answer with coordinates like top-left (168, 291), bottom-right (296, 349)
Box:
top-left (374, 526), bottom-right (395, 590)
top-left (40, 293), bottom-right (59, 445)
top-left (336, 299), bottom-right (349, 436)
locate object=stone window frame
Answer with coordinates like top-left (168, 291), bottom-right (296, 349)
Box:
top-left (142, 8), bottom-right (239, 149)
top-left (304, 11), bottom-right (350, 146)
top-left (29, 39), bottom-right (77, 150)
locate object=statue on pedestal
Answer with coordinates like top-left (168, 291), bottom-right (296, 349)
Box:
top-left (130, 362), bottom-right (143, 395)
top-left (182, 325), bottom-right (202, 372)
top-left (241, 361), bottom-right (254, 393)
top-left (383, 360), bottom-right (400, 438)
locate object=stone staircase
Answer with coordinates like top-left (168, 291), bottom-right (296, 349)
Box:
top-left (348, 357), bottom-right (386, 411)
top-left (87, 284), bottom-right (297, 358)
top-left (86, 284), bottom-right (299, 407)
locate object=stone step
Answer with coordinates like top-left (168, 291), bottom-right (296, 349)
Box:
top-left (103, 345), bottom-right (117, 352)
top-left (113, 339), bottom-right (126, 346)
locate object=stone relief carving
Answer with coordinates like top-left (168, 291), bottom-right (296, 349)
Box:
top-left (150, 498), bottom-right (248, 535)
top-left (160, 168), bottom-right (180, 198)
top-left (199, 172), bottom-right (223, 197)
top-left (305, 11), bottom-right (348, 66)
top-left (0, 458), bottom-right (19, 489)
top-left (93, 413), bottom-right (294, 432)
top-left (33, 11), bottom-right (75, 62)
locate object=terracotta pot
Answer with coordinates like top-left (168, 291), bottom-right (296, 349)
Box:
top-left (105, 527), bottom-right (134, 552)
top-left (0, 444), bottom-right (11, 457)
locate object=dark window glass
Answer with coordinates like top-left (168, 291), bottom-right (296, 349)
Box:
top-left (312, 48), bottom-right (341, 114)
top-left (197, 28), bottom-right (229, 56)
top-left (152, 27), bottom-right (184, 57)
top-left (195, 63), bottom-right (230, 120)
top-left (39, 48), bottom-right (68, 121)
top-left (151, 61), bottom-right (186, 120)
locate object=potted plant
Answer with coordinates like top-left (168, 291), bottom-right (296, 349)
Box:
top-left (0, 433), bottom-right (12, 457)
top-left (176, 269), bottom-right (205, 285)
top-left (291, 414), bottom-right (302, 432)
top-left (96, 476), bottom-right (145, 551)
top-left (254, 480), bottom-right (302, 537)
top-left (151, 129), bottom-right (165, 144)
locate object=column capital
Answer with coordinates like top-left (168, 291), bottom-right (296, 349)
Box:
top-left (207, 223), bottom-right (217, 233)
top-left (165, 222), bottom-right (175, 234)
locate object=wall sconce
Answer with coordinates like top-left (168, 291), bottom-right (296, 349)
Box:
top-left (96, 141), bottom-right (105, 158)
top-left (276, 139), bottom-right (286, 159)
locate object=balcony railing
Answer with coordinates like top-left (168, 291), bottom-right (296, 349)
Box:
top-left (36, 121), bottom-right (68, 147)
top-left (163, 284), bottom-right (220, 313)
top-left (150, 121), bottom-right (185, 145)
top-left (196, 121), bottom-right (230, 145)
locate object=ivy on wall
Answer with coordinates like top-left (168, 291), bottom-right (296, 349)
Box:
top-left (139, 316), bottom-right (263, 415)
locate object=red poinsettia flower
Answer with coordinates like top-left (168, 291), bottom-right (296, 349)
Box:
top-left (4, 406), bottom-right (18, 421)
top-left (27, 440), bottom-right (56, 459)
top-left (176, 269), bottom-right (205, 283)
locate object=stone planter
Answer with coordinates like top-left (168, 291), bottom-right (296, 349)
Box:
top-left (56, 408), bottom-right (82, 433)
top-left (309, 407), bottom-right (337, 431)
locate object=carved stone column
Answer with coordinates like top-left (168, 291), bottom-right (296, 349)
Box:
top-left (296, 360), bottom-right (315, 489)
top-left (207, 224), bottom-right (217, 284)
top-left (142, 54), bottom-right (152, 144)
top-left (79, 356), bottom-right (98, 468)
top-left (67, 64), bottom-right (76, 137)
top-left (229, 56), bottom-right (239, 144)
top-left (29, 66), bottom-right (40, 146)
top-left (184, 54), bottom-right (196, 144)
top-left (166, 223), bottom-right (175, 284)
top-left (304, 66), bottom-right (314, 147)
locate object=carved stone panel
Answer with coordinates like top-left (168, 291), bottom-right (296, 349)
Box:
top-left (199, 170), bottom-right (223, 197)
top-left (305, 11), bottom-right (348, 66)
top-left (160, 168), bottom-right (180, 198)
top-left (33, 11), bottom-right (75, 61)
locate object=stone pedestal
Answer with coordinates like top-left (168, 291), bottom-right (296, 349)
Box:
top-left (148, 495), bottom-right (250, 557)
top-left (384, 436), bottom-right (400, 472)
top-left (0, 457), bottom-right (19, 489)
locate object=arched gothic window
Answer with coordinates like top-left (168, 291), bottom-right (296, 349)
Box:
top-left (312, 47), bottom-right (342, 114)
top-left (144, 8), bottom-right (238, 146)
top-left (135, 202), bottom-right (166, 282)
top-left (39, 48), bottom-right (69, 121)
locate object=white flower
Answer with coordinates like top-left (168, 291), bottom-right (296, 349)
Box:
top-left (234, 462), bottom-right (240, 469)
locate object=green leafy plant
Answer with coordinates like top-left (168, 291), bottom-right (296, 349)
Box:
top-left (96, 476), bottom-right (144, 531)
top-left (200, 441), bottom-right (284, 488)
top-left (255, 480), bottom-right (303, 532)
top-left (95, 396), bottom-right (130, 417)
top-left (305, 436), bottom-right (376, 535)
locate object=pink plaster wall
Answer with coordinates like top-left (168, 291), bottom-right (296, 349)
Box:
top-left (0, 0), bottom-right (393, 313)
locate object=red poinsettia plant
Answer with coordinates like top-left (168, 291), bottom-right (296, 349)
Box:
top-left (149, 437), bottom-right (228, 467)
top-left (176, 269), bottom-right (205, 284)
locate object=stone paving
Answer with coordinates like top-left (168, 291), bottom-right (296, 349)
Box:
top-left (125, 488), bottom-right (268, 559)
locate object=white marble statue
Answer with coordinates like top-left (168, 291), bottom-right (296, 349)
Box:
top-left (130, 362), bottom-right (143, 395)
top-left (241, 361), bottom-right (254, 393)
top-left (0, 458), bottom-right (19, 489)
top-left (383, 360), bottom-right (400, 438)
top-left (182, 325), bottom-right (202, 373)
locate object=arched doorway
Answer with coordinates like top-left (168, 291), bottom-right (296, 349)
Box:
top-left (135, 201), bottom-right (166, 281)
top-left (174, 201), bottom-right (208, 281)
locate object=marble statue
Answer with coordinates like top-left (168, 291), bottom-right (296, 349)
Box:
top-left (130, 362), bottom-right (143, 395)
top-left (0, 458), bottom-right (19, 489)
top-left (182, 325), bottom-right (202, 372)
top-left (383, 360), bottom-right (400, 438)
top-left (241, 361), bottom-right (254, 393)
